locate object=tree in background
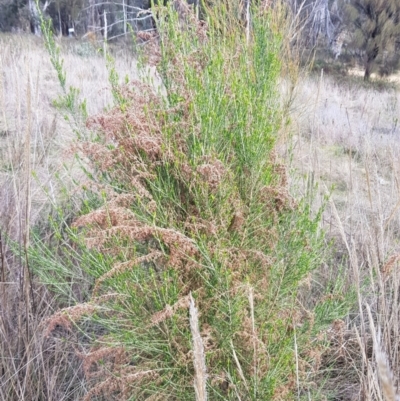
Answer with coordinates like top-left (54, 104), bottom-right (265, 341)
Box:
top-left (0, 0), bottom-right (154, 35)
top-left (342, 0), bottom-right (400, 80)
top-left (0, 0), bottom-right (28, 32)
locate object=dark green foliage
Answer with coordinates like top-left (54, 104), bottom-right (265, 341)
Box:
top-left (342, 0), bottom-right (400, 80)
top-left (0, 0), bottom-right (28, 31)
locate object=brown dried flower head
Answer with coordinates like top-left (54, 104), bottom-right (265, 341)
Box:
top-left (197, 158), bottom-right (226, 191)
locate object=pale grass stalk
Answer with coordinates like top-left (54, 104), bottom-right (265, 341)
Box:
top-left (230, 339), bottom-right (250, 394)
top-left (0, 53), bottom-right (7, 134)
top-left (366, 304), bottom-right (399, 401)
top-left (225, 371), bottom-right (243, 401)
top-left (383, 197), bottom-right (400, 231)
top-left (311, 68), bottom-right (323, 144)
top-left (365, 157), bottom-right (373, 208)
top-left (20, 70), bottom-right (36, 397)
top-left (24, 68), bottom-right (35, 318)
top-left (245, 0), bottom-right (250, 44)
top-left (353, 252), bottom-right (369, 391)
top-left (248, 285), bottom-right (257, 396)
top-left (354, 326), bottom-right (374, 400)
top-left (0, 230), bottom-right (5, 312)
top-left (0, 55), bottom-right (7, 312)
top-left (293, 324), bottom-right (300, 401)
top-left (324, 184), bottom-right (356, 268)
top-left (345, 108), bottom-right (353, 192)
top-left (189, 292), bottom-right (207, 401)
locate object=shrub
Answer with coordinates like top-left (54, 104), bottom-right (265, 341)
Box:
top-left (28, 1), bottom-right (349, 399)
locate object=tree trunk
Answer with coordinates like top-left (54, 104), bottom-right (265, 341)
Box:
top-left (103, 10), bottom-right (107, 59)
top-left (58, 4), bottom-right (62, 36)
top-left (123, 0), bottom-right (127, 35)
top-left (29, 0), bottom-right (41, 36)
top-left (364, 62), bottom-right (371, 81)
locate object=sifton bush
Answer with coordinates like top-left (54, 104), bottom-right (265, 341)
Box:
top-left (27, 1), bottom-right (350, 400)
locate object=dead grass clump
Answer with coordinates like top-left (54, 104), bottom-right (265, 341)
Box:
top-left (93, 251), bottom-right (165, 295)
top-left (381, 254), bottom-right (400, 279)
top-left (44, 302), bottom-right (98, 337)
top-left (74, 207), bottom-right (199, 273)
top-left (79, 343), bottom-right (158, 401)
top-left (150, 295), bottom-right (190, 326)
top-left (196, 158), bottom-right (226, 191)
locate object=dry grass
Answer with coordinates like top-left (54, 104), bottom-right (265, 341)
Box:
top-left (284, 72), bottom-right (400, 399)
top-left (0, 33), bottom-right (138, 237)
top-left (0, 33), bottom-right (141, 401)
top-left (189, 292), bottom-right (208, 401)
